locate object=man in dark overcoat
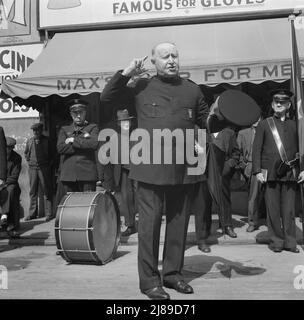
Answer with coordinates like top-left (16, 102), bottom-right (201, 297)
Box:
top-left (57, 99), bottom-right (99, 194)
top-left (100, 42), bottom-right (223, 300)
top-left (253, 89), bottom-right (304, 253)
top-left (211, 127), bottom-right (240, 238)
top-left (0, 137), bottom-right (21, 232)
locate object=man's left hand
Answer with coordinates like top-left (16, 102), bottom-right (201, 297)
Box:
top-left (298, 171), bottom-right (304, 183)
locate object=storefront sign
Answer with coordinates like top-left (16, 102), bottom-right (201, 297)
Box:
top-left (0, 0), bottom-right (41, 45)
top-left (39, 0), bottom-right (304, 29)
top-left (51, 59), bottom-right (304, 96)
top-left (196, 60), bottom-right (304, 85)
top-left (0, 43), bottom-right (44, 119)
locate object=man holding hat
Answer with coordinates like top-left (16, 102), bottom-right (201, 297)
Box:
top-left (253, 88), bottom-right (304, 253)
top-left (57, 98), bottom-right (99, 195)
top-left (0, 137), bottom-right (22, 232)
top-left (24, 122), bottom-right (53, 222)
top-left (113, 109), bottom-right (137, 237)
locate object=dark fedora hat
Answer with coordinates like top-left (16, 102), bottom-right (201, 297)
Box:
top-left (215, 90), bottom-right (261, 127)
top-left (271, 88), bottom-right (293, 101)
top-left (6, 136), bottom-right (16, 147)
top-left (67, 98), bottom-right (88, 111)
top-left (30, 122), bottom-right (43, 130)
top-left (116, 109), bottom-right (135, 121)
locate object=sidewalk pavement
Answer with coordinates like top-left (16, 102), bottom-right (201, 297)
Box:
top-left (0, 213), bottom-right (303, 248)
top-left (1, 213), bottom-right (304, 300)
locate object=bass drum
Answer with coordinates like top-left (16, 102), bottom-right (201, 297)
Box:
top-left (55, 191), bottom-right (120, 264)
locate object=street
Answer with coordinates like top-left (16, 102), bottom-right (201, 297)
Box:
top-left (0, 215), bottom-right (304, 300)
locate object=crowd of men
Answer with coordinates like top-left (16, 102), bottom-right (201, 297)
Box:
top-left (0, 42), bottom-right (303, 300)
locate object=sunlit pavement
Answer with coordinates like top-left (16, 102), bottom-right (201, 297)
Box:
top-left (0, 215), bottom-right (304, 300)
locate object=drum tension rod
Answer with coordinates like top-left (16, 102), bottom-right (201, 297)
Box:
top-left (57, 204), bottom-right (98, 208)
top-left (57, 249), bottom-right (97, 253)
top-left (55, 227), bottom-right (94, 231)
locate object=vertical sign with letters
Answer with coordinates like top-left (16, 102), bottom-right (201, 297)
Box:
top-left (0, 43), bottom-right (44, 118)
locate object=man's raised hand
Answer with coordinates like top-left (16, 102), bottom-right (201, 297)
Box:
top-left (122, 56), bottom-right (148, 78)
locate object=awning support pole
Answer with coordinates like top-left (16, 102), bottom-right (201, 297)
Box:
top-left (289, 14), bottom-right (304, 247)
top-left (44, 29), bottom-right (49, 48)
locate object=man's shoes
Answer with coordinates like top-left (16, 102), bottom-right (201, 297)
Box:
top-left (45, 216), bottom-right (54, 222)
top-left (246, 225), bottom-right (258, 233)
top-left (164, 280), bottom-right (194, 294)
top-left (24, 215), bottom-right (37, 221)
top-left (8, 230), bottom-right (20, 239)
top-left (121, 226), bottom-right (137, 237)
top-left (224, 226), bottom-right (237, 238)
top-left (198, 242), bottom-right (211, 253)
top-left (143, 286), bottom-right (170, 300)
top-left (6, 224), bottom-right (15, 232)
top-left (269, 246), bottom-right (282, 253)
top-left (285, 247), bottom-right (300, 253)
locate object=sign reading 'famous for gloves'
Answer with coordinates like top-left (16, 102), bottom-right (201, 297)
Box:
top-left (39, 0), bottom-right (304, 30)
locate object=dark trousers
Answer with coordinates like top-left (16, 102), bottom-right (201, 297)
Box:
top-left (264, 182), bottom-right (297, 249)
top-left (192, 182), bottom-right (213, 243)
top-left (137, 182), bottom-right (193, 292)
top-left (61, 181), bottom-right (96, 194)
top-left (120, 169), bottom-right (137, 227)
top-left (248, 175), bottom-right (264, 226)
top-left (0, 184), bottom-right (21, 229)
top-left (220, 174), bottom-right (233, 227)
top-left (29, 167), bottom-right (52, 218)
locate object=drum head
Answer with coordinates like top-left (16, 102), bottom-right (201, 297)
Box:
top-left (218, 90), bottom-right (261, 127)
top-left (92, 192), bottom-right (120, 264)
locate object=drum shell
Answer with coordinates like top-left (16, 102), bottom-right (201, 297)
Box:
top-left (55, 191), bottom-right (120, 264)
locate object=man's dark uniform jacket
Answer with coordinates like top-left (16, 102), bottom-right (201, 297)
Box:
top-left (57, 122), bottom-right (99, 182)
top-left (252, 116), bottom-right (298, 181)
top-left (100, 72), bottom-right (210, 185)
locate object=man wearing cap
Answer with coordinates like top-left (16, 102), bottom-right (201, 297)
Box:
top-left (57, 99), bottom-right (99, 195)
top-left (100, 42), bottom-right (225, 300)
top-left (253, 88), bottom-right (304, 253)
top-left (0, 137), bottom-right (22, 232)
top-left (24, 123), bottom-right (53, 222)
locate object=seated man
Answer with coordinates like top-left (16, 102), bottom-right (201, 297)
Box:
top-left (0, 137), bottom-right (22, 233)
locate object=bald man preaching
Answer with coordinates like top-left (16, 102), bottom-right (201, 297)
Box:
top-left (100, 42), bottom-right (222, 300)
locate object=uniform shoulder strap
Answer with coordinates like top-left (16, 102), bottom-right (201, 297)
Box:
top-left (266, 117), bottom-right (289, 162)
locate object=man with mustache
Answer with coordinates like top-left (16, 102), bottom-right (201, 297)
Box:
top-left (253, 89), bottom-right (304, 253)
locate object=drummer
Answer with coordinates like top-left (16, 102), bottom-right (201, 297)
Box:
top-left (57, 99), bottom-right (99, 194)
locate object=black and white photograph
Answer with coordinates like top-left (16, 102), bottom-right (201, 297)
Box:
top-left (0, 0), bottom-right (304, 308)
